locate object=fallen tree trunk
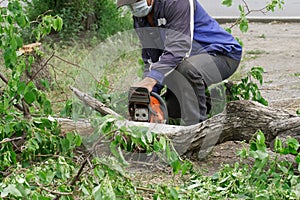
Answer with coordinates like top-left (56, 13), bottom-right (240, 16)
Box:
top-left (59, 87), bottom-right (300, 158)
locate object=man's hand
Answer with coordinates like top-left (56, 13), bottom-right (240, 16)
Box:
top-left (132, 77), bottom-right (157, 92)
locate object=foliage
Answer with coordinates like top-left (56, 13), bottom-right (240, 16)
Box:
top-left (171, 131), bottom-right (300, 199)
top-left (25, 0), bottom-right (132, 41)
top-left (207, 66), bottom-right (268, 118)
top-left (227, 66), bottom-right (269, 106)
top-left (223, 0), bottom-right (285, 40)
top-left (2, 0), bottom-right (298, 199)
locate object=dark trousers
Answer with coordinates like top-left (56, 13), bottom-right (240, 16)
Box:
top-left (162, 53), bottom-right (240, 125)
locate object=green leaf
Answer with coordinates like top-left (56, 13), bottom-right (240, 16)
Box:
top-left (38, 171), bottom-right (47, 182)
top-left (258, 97), bottom-right (268, 106)
top-left (225, 28), bottom-right (232, 34)
top-left (238, 4), bottom-right (244, 12)
top-left (146, 129), bottom-right (153, 143)
top-left (222, 0), bottom-right (233, 7)
top-left (181, 161), bottom-right (192, 175)
top-left (16, 15), bottom-right (28, 28)
top-left (256, 130), bottom-right (266, 149)
top-left (74, 134), bottom-right (82, 146)
top-left (159, 137), bottom-right (166, 151)
top-left (171, 158), bottom-right (181, 174)
top-left (287, 137), bottom-right (300, 154)
top-left (274, 137), bottom-right (283, 153)
top-left (110, 141), bottom-right (129, 166)
top-left (1, 184), bottom-right (22, 198)
top-left (153, 140), bottom-right (161, 152)
top-left (10, 37), bottom-right (18, 51)
top-left (43, 99), bottom-right (52, 114)
top-left (239, 20), bottom-right (249, 33)
top-left (17, 81), bottom-right (26, 95)
top-left (250, 66), bottom-right (264, 85)
top-left (4, 48), bottom-right (17, 68)
top-left (40, 79), bottom-right (50, 90)
top-left (169, 188), bottom-right (179, 199)
top-left (24, 90), bottom-right (37, 104)
top-left (53, 17), bottom-right (63, 31)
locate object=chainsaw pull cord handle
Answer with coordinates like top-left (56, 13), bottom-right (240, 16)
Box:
top-left (149, 92), bottom-right (169, 123)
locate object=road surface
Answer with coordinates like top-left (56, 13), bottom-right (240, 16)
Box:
top-left (200, 0), bottom-right (299, 18)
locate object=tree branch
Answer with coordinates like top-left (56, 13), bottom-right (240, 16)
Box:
top-left (26, 52), bottom-right (54, 85)
top-left (70, 86), bottom-right (120, 117)
top-left (53, 54), bottom-right (101, 85)
top-left (0, 137), bottom-right (23, 145)
top-left (0, 73), bottom-right (24, 112)
top-left (36, 182), bottom-right (73, 196)
top-left (63, 86), bottom-right (300, 159)
top-left (229, 1), bottom-right (270, 29)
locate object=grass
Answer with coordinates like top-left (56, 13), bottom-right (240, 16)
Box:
top-left (294, 73), bottom-right (300, 77)
top-left (245, 49), bottom-right (266, 55)
top-left (43, 32), bottom-right (143, 115)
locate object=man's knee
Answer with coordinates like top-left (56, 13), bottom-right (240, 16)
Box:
top-left (176, 60), bottom-right (204, 83)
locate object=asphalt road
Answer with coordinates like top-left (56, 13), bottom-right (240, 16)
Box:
top-left (200, 0), bottom-right (300, 18)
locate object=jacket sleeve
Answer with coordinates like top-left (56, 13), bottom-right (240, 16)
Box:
top-left (146, 0), bottom-right (194, 84)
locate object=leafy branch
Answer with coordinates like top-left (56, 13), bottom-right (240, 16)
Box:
top-left (227, 66), bottom-right (268, 105)
top-left (222, 0), bottom-right (285, 32)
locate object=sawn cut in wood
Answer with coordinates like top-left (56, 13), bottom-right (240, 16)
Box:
top-left (58, 86), bottom-right (300, 158)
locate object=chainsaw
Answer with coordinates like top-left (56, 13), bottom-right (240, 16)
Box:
top-left (128, 87), bottom-right (168, 124)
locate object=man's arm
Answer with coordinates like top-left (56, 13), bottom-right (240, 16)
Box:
top-left (147, 0), bottom-right (194, 84)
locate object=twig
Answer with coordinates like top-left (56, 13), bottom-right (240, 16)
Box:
top-left (49, 63), bottom-right (76, 83)
top-left (49, 64), bottom-right (69, 100)
top-left (36, 182), bottom-right (73, 196)
top-left (0, 137), bottom-right (23, 145)
top-left (53, 54), bottom-right (101, 85)
top-left (0, 73), bottom-right (8, 84)
top-left (0, 90), bottom-right (24, 112)
top-left (53, 153), bottom-right (92, 200)
top-left (70, 86), bottom-right (120, 117)
top-left (22, 99), bottom-right (31, 119)
top-left (229, 1), bottom-right (269, 29)
top-left (69, 153), bottom-right (91, 186)
top-left (136, 186), bottom-right (156, 193)
top-left (26, 52), bottom-right (55, 85)
top-left (6, 52), bottom-right (54, 114)
top-left (30, 10), bottom-right (54, 25)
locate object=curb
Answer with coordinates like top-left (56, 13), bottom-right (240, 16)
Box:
top-left (215, 16), bottom-right (300, 24)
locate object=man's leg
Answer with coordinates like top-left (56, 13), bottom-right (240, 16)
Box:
top-left (163, 53), bottom-right (240, 125)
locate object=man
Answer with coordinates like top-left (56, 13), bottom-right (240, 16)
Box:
top-left (117, 0), bottom-right (242, 125)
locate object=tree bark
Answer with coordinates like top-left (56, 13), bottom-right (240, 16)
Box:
top-left (59, 87), bottom-right (300, 158)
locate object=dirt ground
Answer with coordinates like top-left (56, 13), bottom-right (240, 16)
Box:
top-left (233, 21), bottom-right (300, 113)
top-left (194, 21), bottom-right (300, 174)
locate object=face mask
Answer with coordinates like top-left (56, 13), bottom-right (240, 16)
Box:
top-left (130, 0), bottom-right (153, 17)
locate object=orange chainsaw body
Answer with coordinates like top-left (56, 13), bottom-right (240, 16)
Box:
top-left (128, 87), bottom-right (168, 124)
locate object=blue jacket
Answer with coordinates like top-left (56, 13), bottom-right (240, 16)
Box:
top-left (134, 0), bottom-right (242, 84)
